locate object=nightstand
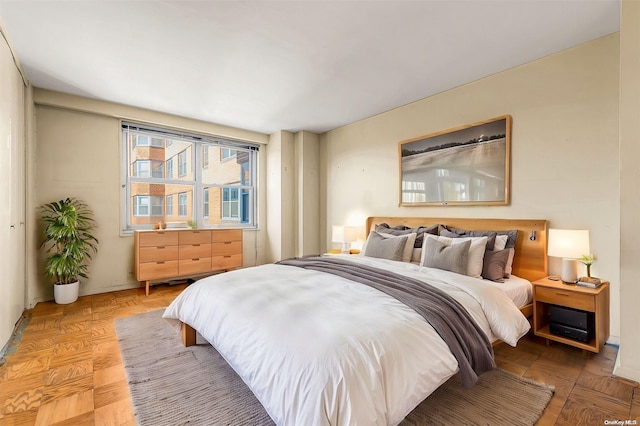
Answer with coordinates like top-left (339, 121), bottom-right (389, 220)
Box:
top-left (532, 277), bottom-right (609, 353)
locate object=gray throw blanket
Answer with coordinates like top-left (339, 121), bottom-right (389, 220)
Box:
top-left (277, 256), bottom-right (495, 388)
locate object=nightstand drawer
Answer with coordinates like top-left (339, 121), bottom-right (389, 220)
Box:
top-left (535, 286), bottom-right (595, 311)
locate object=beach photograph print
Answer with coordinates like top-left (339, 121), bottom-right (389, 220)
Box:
top-left (399, 115), bottom-right (511, 206)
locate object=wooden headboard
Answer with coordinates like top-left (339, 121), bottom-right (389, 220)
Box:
top-left (366, 217), bottom-right (548, 282)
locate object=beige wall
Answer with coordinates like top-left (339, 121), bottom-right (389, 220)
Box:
top-left (295, 131), bottom-right (321, 256)
top-left (615, 0), bottom-right (640, 382)
top-left (29, 91), bottom-right (269, 305)
top-left (266, 130), bottom-right (296, 262)
top-left (321, 34), bottom-right (621, 341)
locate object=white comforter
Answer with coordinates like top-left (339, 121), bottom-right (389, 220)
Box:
top-left (163, 254), bottom-right (530, 426)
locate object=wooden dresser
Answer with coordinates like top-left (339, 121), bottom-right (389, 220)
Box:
top-left (134, 229), bottom-right (243, 295)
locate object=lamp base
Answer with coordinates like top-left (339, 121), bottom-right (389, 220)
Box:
top-left (341, 242), bottom-right (351, 254)
top-left (560, 258), bottom-right (579, 283)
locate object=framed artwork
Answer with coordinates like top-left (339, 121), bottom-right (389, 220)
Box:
top-left (399, 115), bottom-right (511, 206)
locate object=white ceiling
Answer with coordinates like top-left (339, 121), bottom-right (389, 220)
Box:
top-left (0, 1), bottom-right (620, 135)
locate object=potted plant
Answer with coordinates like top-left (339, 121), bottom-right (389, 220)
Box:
top-left (40, 198), bottom-right (98, 304)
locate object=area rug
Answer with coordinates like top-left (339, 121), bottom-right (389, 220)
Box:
top-left (116, 309), bottom-right (554, 426)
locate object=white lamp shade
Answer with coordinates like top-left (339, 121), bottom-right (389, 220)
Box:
top-left (547, 229), bottom-right (590, 259)
top-left (332, 225), bottom-right (359, 243)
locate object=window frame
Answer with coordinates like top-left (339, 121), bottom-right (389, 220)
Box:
top-left (121, 122), bottom-right (258, 233)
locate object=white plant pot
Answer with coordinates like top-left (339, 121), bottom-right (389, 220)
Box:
top-left (54, 281), bottom-right (80, 304)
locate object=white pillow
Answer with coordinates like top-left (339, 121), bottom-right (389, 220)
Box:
top-left (421, 235), bottom-right (488, 278)
top-left (361, 231), bottom-right (416, 263)
top-left (494, 234), bottom-right (508, 251)
top-left (504, 247), bottom-right (515, 277)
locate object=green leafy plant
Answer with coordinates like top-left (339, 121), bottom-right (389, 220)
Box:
top-left (580, 254), bottom-right (596, 277)
top-left (40, 198), bottom-right (99, 284)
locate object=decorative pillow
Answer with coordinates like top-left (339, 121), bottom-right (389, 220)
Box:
top-left (422, 237), bottom-right (470, 275)
top-left (494, 235), bottom-right (508, 251)
top-left (363, 231), bottom-right (409, 262)
top-left (421, 235), bottom-right (488, 278)
top-left (440, 228), bottom-right (497, 251)
top-left (361, 232), bottom-right (415, 262)
top-left (411, 248), bottom-right (422, 264)
top-left (376, 223), bottom-right (438, 248)
top-left (482, 249), bottom-right (511, 282)
top-left (504, 247), bottom-right (516, 277)
top-left (439, 225), bottom-right (518, 249)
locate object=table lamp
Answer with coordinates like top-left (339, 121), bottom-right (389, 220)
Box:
top-left (332, 225), bottom-right (359, 254)
top-left (547, 229), bottom-right (590, 283)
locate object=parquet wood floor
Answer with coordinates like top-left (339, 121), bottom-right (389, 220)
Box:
top-left (0, 283), bottom-right (638, 425)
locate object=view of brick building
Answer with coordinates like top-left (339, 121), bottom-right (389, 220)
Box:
top-left (126, 133), bottom-right (251, 228)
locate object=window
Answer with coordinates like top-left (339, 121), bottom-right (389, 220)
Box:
top-left (166, 157), bottom-right (173, 179)
top-left (221, 148), bottom-right (236, 160)
top-left (133, 160), bottom-right (163, 178)
top-left (178, 192), bottom-right (187, 217)
top-left (134, 196), bottom-right (149, 216)
top-left (133, 195), bottom-right (163, 217)
top-left (166, 194), bottom-right (173, 216)
top-left (133, 135), bottom-right (164, 148)
top-left (122, 122), bottom-right (258, 231)
top-left (222, 187), bottom-right (239, 220)
top-left (133, 160), bottom-right (150, 178)
top-left (203, 145), bottom-right (209, 168)
top-left (178, 150), bottom-right (187, 177)
top-left (203, 188), bottom-right (209, 218)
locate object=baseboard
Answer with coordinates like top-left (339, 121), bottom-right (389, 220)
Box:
top-left (0, 314), bottom-right (30, 366)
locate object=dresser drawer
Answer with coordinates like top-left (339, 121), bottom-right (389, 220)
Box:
top-left (213, 254), bottom-right (242, 270)
top-left (138, 260), bottom-right (179, 280)
top-left (179, 257), bottom-right (212, 275)
top-left (179, 230), bottom-right (211, 245)
top-left (213, 241), bottom-right (242, 256)
top-left (179, 243), bottom-right (212, 259)
top-left (535, 286), bottom-right (595, 311)
top-left (212, 229), bottom-right (242, 243)
top-left (138, 231), bottom-right (179, 247)
top-left (139, 246), bottom-right (179, 262)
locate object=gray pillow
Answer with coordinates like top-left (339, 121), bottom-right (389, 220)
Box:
top-left (364, 231), bottom-right (408, 261)
top-left (440, 228), bottom-right (497, 251)
top-left (482, 249), bottom-right (511, 282)
top-left (376, 223), bottom-right (438, 248)
top-left (422, 237), bottom-right (471, 275)
top-left (439, 225), bottom-right (518, 249)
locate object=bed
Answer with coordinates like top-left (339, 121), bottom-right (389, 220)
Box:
top-left (163, 217), bottom-right (548, 425)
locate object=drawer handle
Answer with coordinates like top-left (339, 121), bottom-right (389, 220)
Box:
top-left (192, 258), bottom-right (200, 261)
top-left (224, 255), bottom-right (231, 258)
top-left (192, 244), bottom-right (200, 247)
top-left (156, 261), bottom-right (165, 264)
top-left (192, 231), bottom-right (200, 233)
top-left (555, 292), bottom-right (571, 297)
top-left (157, 231), bottom-right (165, 235)
top-left (157, 246), bottom-right (165, 249)
top-left (224, 242), bottom-right (232, 245)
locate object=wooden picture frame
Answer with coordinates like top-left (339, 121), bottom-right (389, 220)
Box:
top-left (399, 115), bottom-right (511, 206)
